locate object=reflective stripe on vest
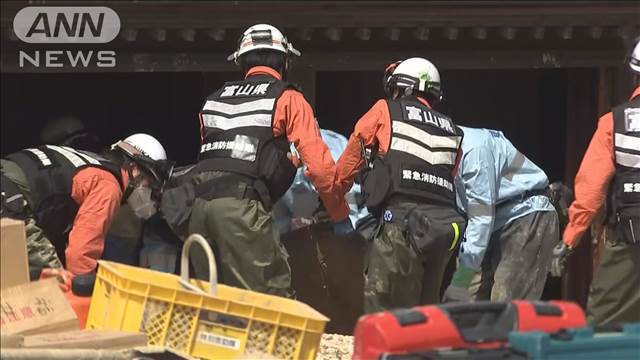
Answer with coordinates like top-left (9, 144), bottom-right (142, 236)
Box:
top-left (390, 138), bottom-right (458, 165)
top-left (24, 148), bottom-right (52, 166)
top-left (389, 104), bottom-right (462, 166)
top-left (614, 103), bottom-right (640, 169)
top-left (197, 76), bottom-right (297, 202)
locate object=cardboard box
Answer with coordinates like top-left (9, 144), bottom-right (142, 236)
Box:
top-left (0, 335), bottom-right (23, 349)
top-left (22, 330), bottom-right (147, 350)
top-left (0, 278), bottom-right (79, 336)
top-left (0, 347), bottom-right (195, 360)
top-left (1, 218), bottom-right (29, 289)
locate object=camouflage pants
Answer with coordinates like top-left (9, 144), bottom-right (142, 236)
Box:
top-left (364, 203), bottom-right (464, 313)
top-left (187, 172), bottom-right (292, 297)
top-left (469, 211), bottom-right (558, 301)
top-left (1, 159), bottom-right (63, 271)
top-left (587, 227), bottom-right (640, 326)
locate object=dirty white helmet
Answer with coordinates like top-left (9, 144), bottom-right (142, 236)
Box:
top-left (112, 133), bottom-right (173, 186)
top-left (117, 133), bottom-right (167, 161)
top-left (388, 57), bottom-right (442, 102)
top-left (227, 24), bottom-right (301, 62)
top-left (630, 38), bottom-right (640, 75)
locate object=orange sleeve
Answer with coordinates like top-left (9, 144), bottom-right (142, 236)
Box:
top-left (563, 113), bottom-right (615, 248)
top-left (67, 167), bottom-right (123, 275)
top-left (336, 99), bottom-right (391, 195)
top-left (273, 90), bottom-right (350, 222)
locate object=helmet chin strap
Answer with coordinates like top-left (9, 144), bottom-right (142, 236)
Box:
top-left (121, 167), bottom-right (136, 204)
top-left (121, 165), bottom-right (147, 204)
top-left (281, 55), bottom-right (290, 81)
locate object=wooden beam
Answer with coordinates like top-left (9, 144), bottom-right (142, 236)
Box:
top-left (151, 28), bottom-right (167, 42)
top-left (299, 27), bottom-right (313, 41)
top-left (180, 28), bottom-right (196, 42)
top-left (413, 26), bottom-right (429, 41)
top-left (444, 27), bottom-right (459, 40)
top-left (208, 28), bottom-right (225, 41)
top-left (501, 27), bottom-right (517, 40)
top-left (355, 27), bottom-right (372, 41)
top-left (589, 26), bottom-right (603, 40)
top-left (560, 26), bottom-right (573, 40)
top-left (326, 27), bottom-right (342, 41)
top-left (562, 68), bottom-right (599, 307)
top-left (2, 2), bottom-right (639, 30)
top-left (121, 28), bottom-right (138, 42)
top-left (472, 26), bottom-right (487, 40)
top-left (385, 27), bottom-right (401, 41)
top-left (531, 26), bottom-right (545, 40)
top-left (1, 50), bottom-right (623, 73)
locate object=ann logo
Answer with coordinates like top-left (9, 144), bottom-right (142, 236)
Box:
top-left (26, 12), bottom-right (103, 39)
top-left (13, 7), bottom-right (120, 68)
top-left (13, 7), bottom-right (120, 43)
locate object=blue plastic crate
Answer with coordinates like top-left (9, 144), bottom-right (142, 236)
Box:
top-left (508, 323), bottom-right (640, 360)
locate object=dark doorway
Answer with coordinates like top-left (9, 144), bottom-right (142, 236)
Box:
top-left (316, 69), bottom-right (570, 183)
top-left (1, 72), bottom-right (206, 165)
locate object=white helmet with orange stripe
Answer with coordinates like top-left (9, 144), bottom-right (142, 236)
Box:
top-left (227, 24), bottom-right (301, 63)
top-left (111, 133), bottom-right (173, 188)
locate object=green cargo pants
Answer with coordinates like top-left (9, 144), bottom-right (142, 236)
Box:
top-left (364, 202), bottom-right (464, 313)
top-left (587, 226), bottom-right (640, 326)
top-left (469, 210), bottom-right (558, 301)
top-left (1, 159), bottom-right (63, 270)
top-left (187, 171), bottom-right (292, 297)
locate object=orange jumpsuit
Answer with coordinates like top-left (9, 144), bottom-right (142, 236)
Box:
top-left (563, 86), bottom-right (640, 248)
top-left (66, 167), bottom-right (126, 274)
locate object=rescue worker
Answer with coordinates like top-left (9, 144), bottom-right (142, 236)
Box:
top-left (0, 133), bottom-right (174, 276)
top-left (551, 39), bottom-right (640, 325)
top-left (444, 127), bottom-right (559, 302)
top-left (39, 116), bottom-right (143, 266)
top-left (335, 57), bottom-right (466, 313)
top-left (188, 24), bottom-right (351, 297)
top-left (39, 115), bottom-right (100, 152)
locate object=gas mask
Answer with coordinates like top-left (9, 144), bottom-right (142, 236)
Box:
top-left (126, 185), bottom-right (157, 220)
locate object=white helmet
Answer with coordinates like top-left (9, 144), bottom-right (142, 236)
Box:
top-left (112, 133), bottom-right (173, 186)
top-left (630, 38), bottom-right (640, 75)
top-left (118, 133), bottom-right (167, 161)
top-left (388, 57), bottom-right (442, 102)
top-left (227, 24), bottom-right (300, 62)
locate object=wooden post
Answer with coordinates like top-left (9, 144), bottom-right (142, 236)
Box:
top-left (591, 66), bottom-right (614, 273)
top-left (289, 58), bottom-right (317, 109)
top-left (562, 68), bottom-right (599, 307)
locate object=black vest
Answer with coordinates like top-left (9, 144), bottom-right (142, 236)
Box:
top-left (362, 98), bottom-right (463, 209)
top-left (5, 145), bottom-right (122, 239)
top-left (609, 95), bottom-right (640, 225)
top-left (197, 75), bottom-right (297, 202)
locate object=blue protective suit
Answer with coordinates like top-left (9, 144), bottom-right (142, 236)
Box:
top-left (455, 127), bottom-right (555, 271)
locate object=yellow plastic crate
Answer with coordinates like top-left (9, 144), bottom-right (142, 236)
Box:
top-left (86, 234), bottom-right (329, 359)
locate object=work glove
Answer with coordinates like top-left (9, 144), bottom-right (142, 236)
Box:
top-left (442, 265), bottom-right (475, 303)
top-left (332, 217), bottom-right (355, 237)
top-left (550, 242), bottom-right (573, 277)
